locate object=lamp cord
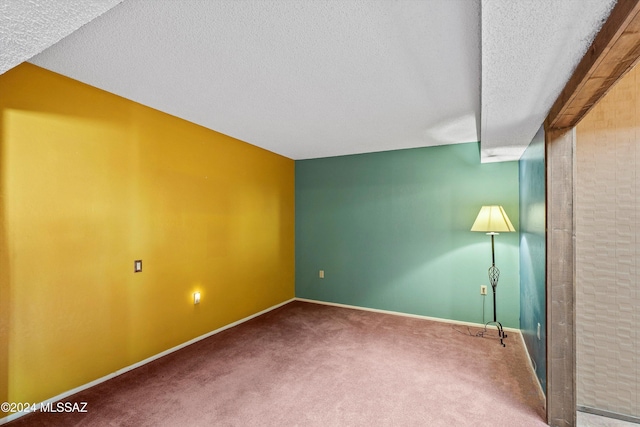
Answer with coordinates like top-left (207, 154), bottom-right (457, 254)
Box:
top-left (451, 324), bottom-right (503, 340)
top-left (482, 293), bottom-right (485, 324)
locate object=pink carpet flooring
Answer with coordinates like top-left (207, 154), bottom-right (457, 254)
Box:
top-left (7, 301), bottom-right (547, 426)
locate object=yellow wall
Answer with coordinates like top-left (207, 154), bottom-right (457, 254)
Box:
top-left (0, 63), bottom-right (295, 407)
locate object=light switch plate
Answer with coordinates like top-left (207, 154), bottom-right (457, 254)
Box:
top-left (134, 260), bottom-right (142, 273)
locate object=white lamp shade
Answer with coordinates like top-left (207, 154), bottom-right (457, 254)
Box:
top-left (471, 205), bottom-right (515, 233)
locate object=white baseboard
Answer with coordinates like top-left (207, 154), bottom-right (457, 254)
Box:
top-left (0, 298), bottom-right (295, 425)
top-left (518, 330), bottom-right (546, 404)
top-left (578, 406), bottom-right (640, 424)
top-left (295, 297), bottom-right (520, 333)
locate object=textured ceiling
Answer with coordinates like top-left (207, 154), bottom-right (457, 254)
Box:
top-left (481, 0), bottom-right (616, 162)
top-left (3, 1), bottom-right (616, 162)
top-left (0, 0), bottom-right (122, 75)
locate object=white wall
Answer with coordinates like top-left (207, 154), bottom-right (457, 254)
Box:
top-left (576, 65), bottom-right (640, 419)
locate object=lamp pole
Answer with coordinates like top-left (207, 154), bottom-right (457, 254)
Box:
top-left (487, 232), bottom-right (505, 346)
top-left (490, 232), bottom-right (497, 322)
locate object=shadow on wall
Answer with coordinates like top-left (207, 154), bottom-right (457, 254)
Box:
top-left (518, 126), bottom-right (546, 394)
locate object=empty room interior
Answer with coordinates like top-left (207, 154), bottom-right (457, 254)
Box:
top-left (1, 1), bottom-right (639, 426)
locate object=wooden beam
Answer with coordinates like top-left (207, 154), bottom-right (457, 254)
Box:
top-left (545, 127), bottom-right (576, 427)
top-left (546, 0), bottom-right (640, 130)
top-left (544, 3), bottom-right (640, 427)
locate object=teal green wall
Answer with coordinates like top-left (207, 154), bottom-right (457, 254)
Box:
top-left (295, 142), bottom-right (520, 328)
top-left (518, 127), bottom-right (546, 393)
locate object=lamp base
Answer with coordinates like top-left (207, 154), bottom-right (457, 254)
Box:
top-left (485, 321), bottom-right (507, 347)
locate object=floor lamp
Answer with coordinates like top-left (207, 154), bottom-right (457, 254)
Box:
top-left (471, 205), bottom-right (515, 347)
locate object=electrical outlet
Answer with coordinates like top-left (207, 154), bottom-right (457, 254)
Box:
top-left (480, 285), bottom-right (487, 295)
